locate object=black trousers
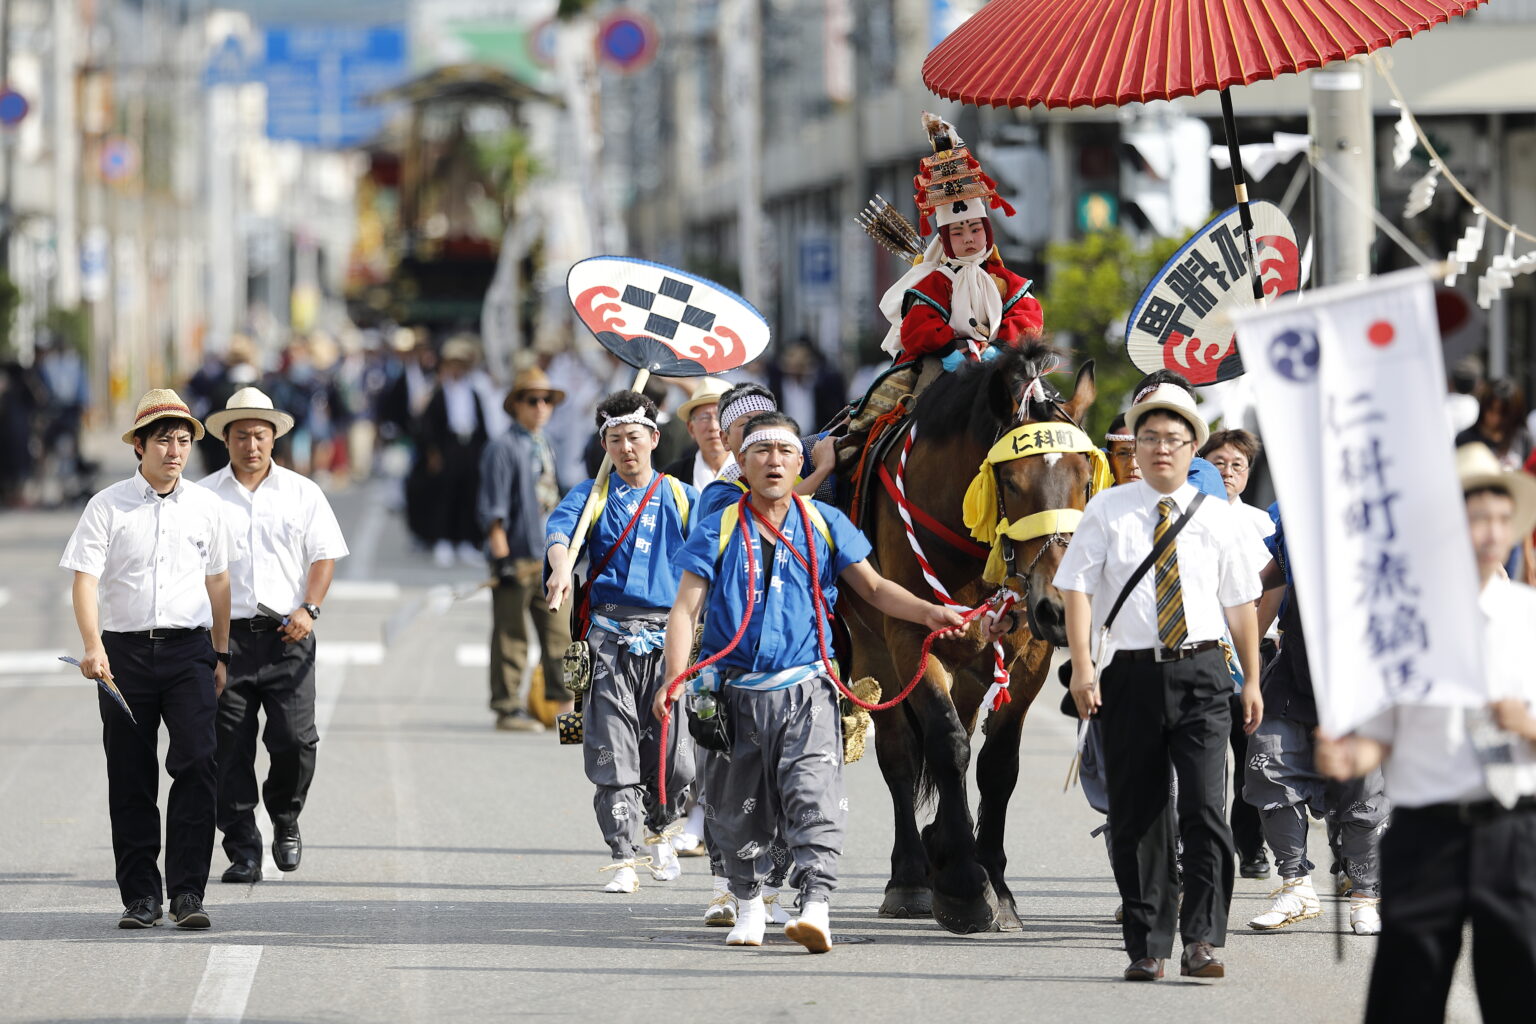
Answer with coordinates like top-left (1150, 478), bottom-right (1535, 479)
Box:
top-left (216, 626), bottom-right (318, 863)
top-left (99, 630), bottom-right (218, 907)
top-left (1227, 692), bottom-right (1264, 862)
top-left (1365, 803), bottom-right (1536, 1024)
top-left (1100, 646), bottom-right (1235, 961)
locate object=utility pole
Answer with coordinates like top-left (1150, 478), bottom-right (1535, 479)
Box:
top-left (722, 0), bottom-right (764, 307)
top-left (0, 0), bottom-right (13, 274)
top-left (1309, 60), bottom-right (1375, 286)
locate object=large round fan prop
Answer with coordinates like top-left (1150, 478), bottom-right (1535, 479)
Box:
top-left (1124, 202), bottom-right (1301, 384)
top-left (555, 257), bottom-right (771, 592)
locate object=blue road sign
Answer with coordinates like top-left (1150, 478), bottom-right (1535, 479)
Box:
top-left (0, 88), bottom-right (28, 127)
top-left (203, 36), bottom-right (252, 88)
top-left (260, 23), bottom-right (408, 149)
top-left (798, 238), bottom-right (836, 289)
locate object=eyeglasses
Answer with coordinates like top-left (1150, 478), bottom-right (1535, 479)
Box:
top-left (519, 394), bottom-right (557, 406)
top-left (1108, 446), bottom-right (1137, 460)
top-left (1135, 435), bottom-right (1195, 453)
top-left (689, 410), bottom-right (719, 425)
top-left (1207, 459), bottom-right (1250, 473)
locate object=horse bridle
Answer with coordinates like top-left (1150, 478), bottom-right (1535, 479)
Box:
top-left (991, 376), bottom-right (1087, 610)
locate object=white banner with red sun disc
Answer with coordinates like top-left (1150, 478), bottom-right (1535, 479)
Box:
top-left (1126, 201), bottom-right (1301, 385)
top-left (1233, 268), bottom-right (1485, 736)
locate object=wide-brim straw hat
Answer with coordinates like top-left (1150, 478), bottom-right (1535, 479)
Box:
top-left (205, 386), bottom-right (296, 440)
top-left (676, 376), bottom-right (732, 423)
top-left (1457, 442), bottom-right (1536, 540)
top-left (121, 389), bottom-right (205, 445)
top-left (504, 366), bottom-right (567, 414)
top-left (440, 335), bottom-right (480, 365)
top-left (1126, 382), bottom-right (1210, 450)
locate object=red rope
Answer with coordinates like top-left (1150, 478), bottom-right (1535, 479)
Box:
top-left (877, 460), bottom-right (989, 558)
top-left (575, 471), bottom-right (666, 631)
top-left (655, 494), bottom-right (1004, 804)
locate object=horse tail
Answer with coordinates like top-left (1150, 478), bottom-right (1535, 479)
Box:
top-left (906, 701), bottom-right (940, 813)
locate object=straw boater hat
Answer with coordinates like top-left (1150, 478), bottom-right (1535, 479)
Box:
top-left (676, 377), bottom-right (731, 422)
top-left (440, 334), bottom-right (479, 364)
top-left (121, 389), bottom-right (205, 445)
top-left (502, 366), bottom-right (567, 415)
top-left (1126, 382), bottom-right (1210, 450)
top-left (1457, 442), bottom-right (1536, 539)
top-left (206, 387), bottom-right (296, 440)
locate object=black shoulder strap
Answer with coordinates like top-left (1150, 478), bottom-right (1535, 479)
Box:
top-left (1103, 491), bottom-right (1208, 634)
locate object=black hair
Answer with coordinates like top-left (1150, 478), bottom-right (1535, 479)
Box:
top-left (133, 417), bottom-right (197, 462)
top-left (1465, 484), bottom-right (1514, 504)
top-left (738, 410), bottom-right (801, 440)
top-left (1135, 408), bottom-right (1198, 441)
top-left (1132, 369), bottom-right (1196, 399)
top-left (593, 390), bottom-right (660, 432)
top-left (1106, 413), bottom-right (1128, 437)
top-left (1200, 428), bottom-right (1261, 462)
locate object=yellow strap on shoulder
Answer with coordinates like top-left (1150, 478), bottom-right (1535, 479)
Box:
top-left (667, 476), bottom-right (691, 530)
top-left (717, 498), bottom-right (835, 559)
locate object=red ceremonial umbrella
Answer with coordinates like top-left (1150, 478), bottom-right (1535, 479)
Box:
top-left (923, 0), bottom-right (1487, 296)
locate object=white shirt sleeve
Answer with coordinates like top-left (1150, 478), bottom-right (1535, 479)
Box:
top-left (1215, 513), bottom-right (1264, 607)
top-left (1353, 706), bottom-right (1397, 746)
top-left (1053, 498), bottom-right (1108, 595)
top-left (60, 495), bottom-right (110, 577)
top-left (204, 500), bottom-right (230, 576)
top-left (303, 485), bottom-right (349, 563)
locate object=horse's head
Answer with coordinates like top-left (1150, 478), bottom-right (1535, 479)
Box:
top-left (981, 353), bottom-right (1099, 647)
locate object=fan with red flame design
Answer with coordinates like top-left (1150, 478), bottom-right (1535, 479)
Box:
top-left (1124, 202), bottom-right (1301, 385)
top-left (566, 257), bottom-right (771, 377)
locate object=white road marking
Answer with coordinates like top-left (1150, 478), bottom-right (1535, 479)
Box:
top-left (186, 944), bottom-right (263, 1024)
top-left (0, 651), bottom-right (67, 674)
top-left (326, 580), bottom-right (401, 602)
top-left (455, 644), bottom-right (489, 668)
top-left (0, 586), bottom-right (10, 609)
top-left (316, 641), bottom-right (383, 666)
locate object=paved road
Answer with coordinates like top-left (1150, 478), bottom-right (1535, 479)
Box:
top-left (0, 461), bottom-right (1478, 1023)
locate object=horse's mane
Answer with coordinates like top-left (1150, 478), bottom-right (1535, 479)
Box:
top-left (910, 342), bottom-right (1070, 449)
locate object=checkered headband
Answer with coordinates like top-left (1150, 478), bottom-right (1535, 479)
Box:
top-left (739, 428), bottom-right (801, 454)
top-left (600, 410), bottom-right (658, 435)
top-left (719, 394), bottom-right (777, 434)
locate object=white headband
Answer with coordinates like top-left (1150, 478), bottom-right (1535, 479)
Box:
top-left (1104, 432), bottom-right (1135, 442)
top-left (719, 394), bottom-right (777, 432)
top-left (740, 428), bottom-right (801, 454)
top-left (600, 410), bottom-right (658, 435)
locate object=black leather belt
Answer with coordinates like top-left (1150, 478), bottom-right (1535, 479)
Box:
top-left (105, 626), bottom-right (208, 642)
top-left (233, 616), bottom-right (282, 632)
top-left (1115, 639), bottom-right (1222, 664)
top-left (1410, 796), bottom-right (1536, 825)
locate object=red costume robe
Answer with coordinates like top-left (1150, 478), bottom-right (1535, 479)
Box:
top-left (896, 261), bottom-right (1044, 365)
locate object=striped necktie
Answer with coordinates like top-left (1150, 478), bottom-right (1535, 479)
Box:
top-left (1154, 496), bottom-right (1188, 650)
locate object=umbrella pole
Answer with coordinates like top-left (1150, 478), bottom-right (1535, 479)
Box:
top-left (1219, 88), bottom-right (1265, 304)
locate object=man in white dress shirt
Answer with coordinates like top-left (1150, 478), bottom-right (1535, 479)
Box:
top-left (1319, 442), bottom-right (1536, 1024)
top-left (61, 390), bottom-right (232, 930)
top-left (1054, 379), bottom-right (1263, 982)
top-left (201, 388), bottom-right (348, 883)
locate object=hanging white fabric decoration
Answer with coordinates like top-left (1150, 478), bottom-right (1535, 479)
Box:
top-left (1404, 161), bottom-right (1440, 220)
top-left (1445, 210), bottom-right (1487, 287)
top-left (1479, 228), bottom-right (1522, 310)
top-left (1391, 102), bottom-right (1417, 171)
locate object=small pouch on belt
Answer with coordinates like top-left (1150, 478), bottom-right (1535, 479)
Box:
top-left (561, 641), bottom-right (593, 695)
top-left (556, 696), bottom-right (583, 745)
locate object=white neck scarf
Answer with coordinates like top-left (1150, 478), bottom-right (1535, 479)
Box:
top-left (878, 236), bottom-right (1002, 359)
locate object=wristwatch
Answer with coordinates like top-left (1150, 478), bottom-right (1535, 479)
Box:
top-left (215, 650), bottom-right (231, 665)
top-left (301, 602), bottom-right (322, 620)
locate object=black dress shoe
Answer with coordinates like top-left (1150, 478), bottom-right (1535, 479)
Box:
top-left (221, 859), bottom-right (262, 884)
top-left (168, 893), bottom-right (210, 929)
top-left (118, 897), bottom-right (162, 929)
top-left (1124, 958), bottom-right (1164, 981)
top-left (1240, 854), bottom-right (1272, 879)
top-left (273, 824), bottom-right (302, 872)
top-left (1181, 941), bottom-right (1225, 978)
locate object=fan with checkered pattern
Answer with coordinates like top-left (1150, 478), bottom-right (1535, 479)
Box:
top-left (567, 257), bottom-right (771, 377)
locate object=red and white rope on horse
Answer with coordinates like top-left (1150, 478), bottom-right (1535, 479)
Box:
top-left (892, 426), bottom-right (1017, 713)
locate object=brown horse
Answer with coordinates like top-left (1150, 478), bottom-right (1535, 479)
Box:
top-left (839, 343), bottom-right (1097, 934)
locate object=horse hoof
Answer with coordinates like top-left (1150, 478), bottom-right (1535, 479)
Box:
top-left (879, 886), bottom-right (932, 919)
top-left (932, 886), bottom-right (999, 935)
top-left (995, 904), bottom-right (1022, 932)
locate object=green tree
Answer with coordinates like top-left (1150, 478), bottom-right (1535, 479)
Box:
top-left (1039, 230), bottom-right (1186, 439)
top-left (0, 271), bottom-right (19, 361)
